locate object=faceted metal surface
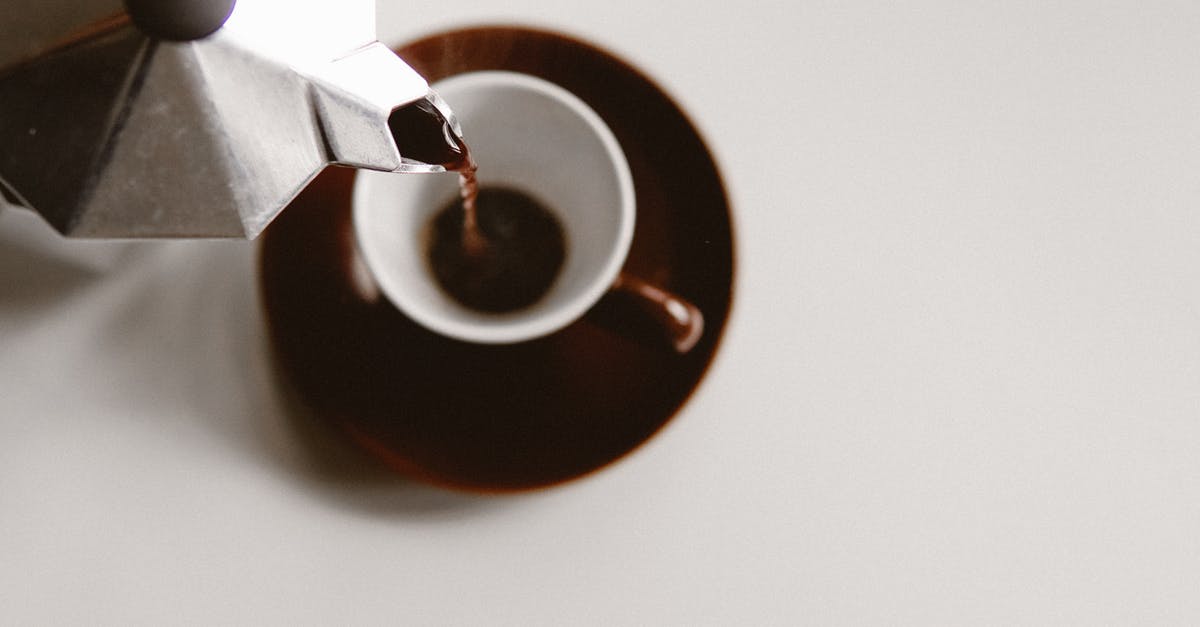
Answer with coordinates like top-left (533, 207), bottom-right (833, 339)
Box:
top-left (0, 0), bottom-right (441, 238)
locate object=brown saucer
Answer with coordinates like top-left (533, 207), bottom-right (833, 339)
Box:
top-left (258, 26), bottom-right (735, 492)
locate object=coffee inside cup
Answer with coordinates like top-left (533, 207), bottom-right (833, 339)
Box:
top-left (424, 185), bottom-right (566, 313)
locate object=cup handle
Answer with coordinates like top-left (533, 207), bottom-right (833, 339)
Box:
top-left (589, 273), bottom-right (704, 354)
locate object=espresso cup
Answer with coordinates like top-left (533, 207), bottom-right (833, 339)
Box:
top-left (354, 71), bottom-right (701, 350)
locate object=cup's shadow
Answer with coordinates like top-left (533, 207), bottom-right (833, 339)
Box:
top-left (205, 270), bottom-right (506, 517)
top-left (119, 241), bottom-right (494, 516)
top-left (263, 348), bottom-right (507, 517)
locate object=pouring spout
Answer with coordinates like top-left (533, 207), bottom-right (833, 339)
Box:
top-left (308, 42), bottom-right (431, 173)
top-left (385, 88), bottom-right (470, 174)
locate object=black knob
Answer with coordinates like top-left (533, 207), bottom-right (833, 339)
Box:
top-left (125, 0), bottom-right (237, 42)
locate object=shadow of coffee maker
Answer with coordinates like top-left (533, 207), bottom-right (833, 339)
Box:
top-left (0, 206), bottom-right (139, 320)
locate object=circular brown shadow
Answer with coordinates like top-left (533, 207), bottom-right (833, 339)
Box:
top-left (259, 26), bottom-right (735, 492)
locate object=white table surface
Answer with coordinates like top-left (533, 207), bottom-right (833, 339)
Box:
top-left (3, 1), bottom-right (1200, 624)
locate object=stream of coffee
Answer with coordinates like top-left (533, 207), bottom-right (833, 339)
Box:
top-left (388, 96), bottom-right (566, 313)
top-left (456, 162), bottom-right (485, 256)
top-left (386, 95), bottom-right (480, 238)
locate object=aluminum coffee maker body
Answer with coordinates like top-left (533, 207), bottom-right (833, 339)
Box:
top-left (0, 0), bottom-right (457, 238)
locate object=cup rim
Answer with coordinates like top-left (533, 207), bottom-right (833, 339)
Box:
top-left (353, 70), bottom-right (636, 344)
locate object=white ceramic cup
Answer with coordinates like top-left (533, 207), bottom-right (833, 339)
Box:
top-left (354, 71), bottom-right (635, 344)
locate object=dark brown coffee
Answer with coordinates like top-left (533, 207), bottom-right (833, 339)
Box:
top-left (260, 27), bottom-right (734, 492)
top-left (426, 186), bottom-right (566, 313)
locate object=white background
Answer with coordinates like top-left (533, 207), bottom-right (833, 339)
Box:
top-left (3, 1), bottom-right (1200, 624)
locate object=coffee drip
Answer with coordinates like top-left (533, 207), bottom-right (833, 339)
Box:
top-left (388, 98), bottom-right (482, 251)
top-left (389, 98), bottom-right (568, 314)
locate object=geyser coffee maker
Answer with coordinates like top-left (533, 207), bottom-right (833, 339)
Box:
top-left (0, 0), bottom-right (460, 238)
